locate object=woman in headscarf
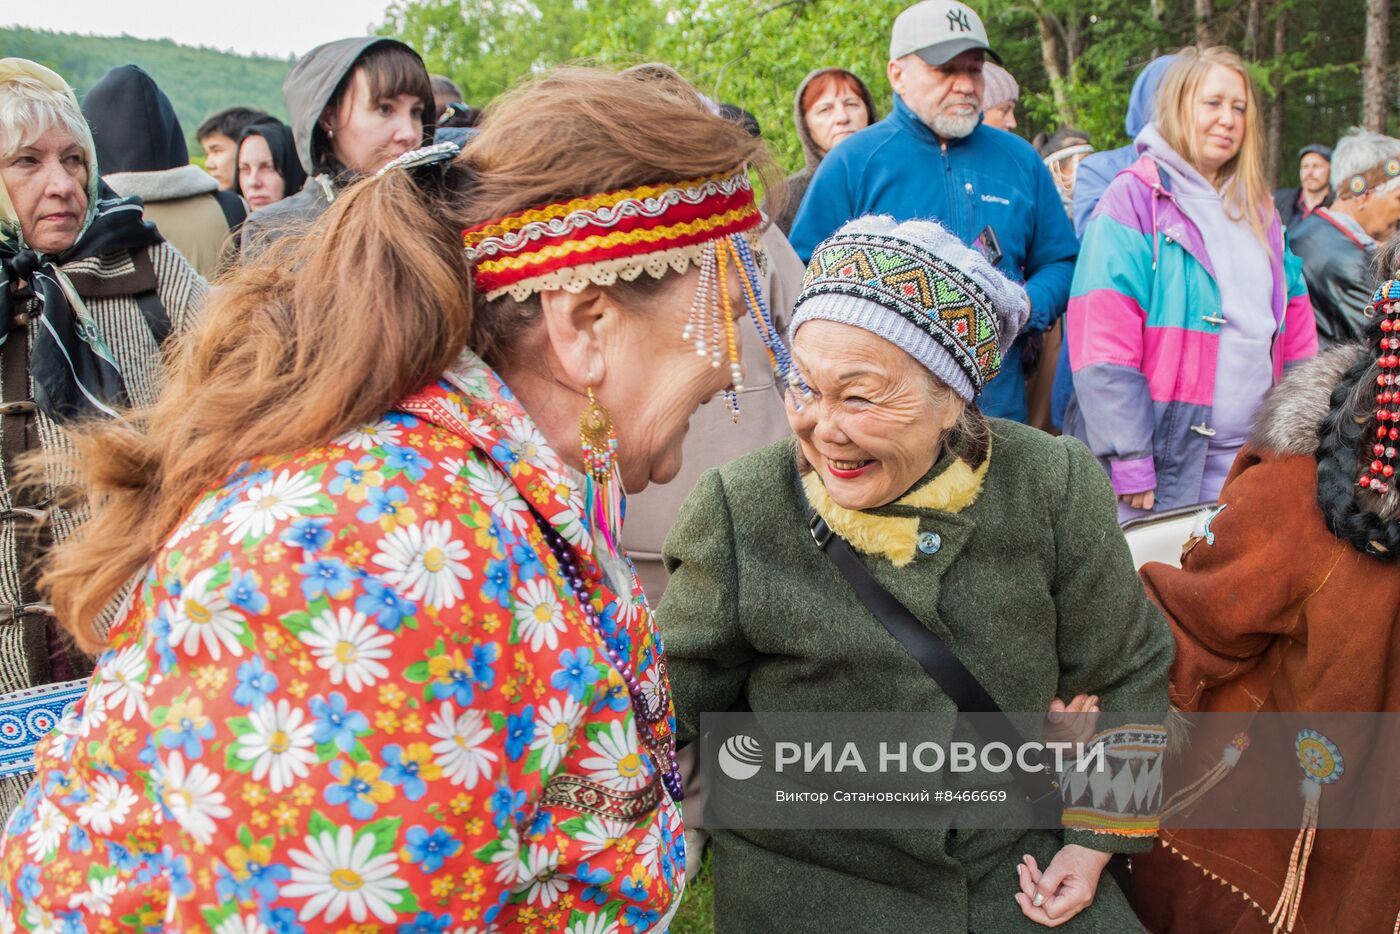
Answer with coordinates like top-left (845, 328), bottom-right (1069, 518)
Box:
top-left (0, 67), bottom-right (789, 930)
top-left (0, 59), bottom-right (205, 816)
top-left (660, 216), bottom-right (1173, 932)
top-left (771, 68), bottom-right (877, 235)
top-left (234, 118), bottom-right (307, 213)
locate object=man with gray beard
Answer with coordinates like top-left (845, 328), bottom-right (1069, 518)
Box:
top-left (789, 0), bottom-right (1077, 422)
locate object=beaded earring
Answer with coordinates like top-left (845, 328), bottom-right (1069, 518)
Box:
top-left (580, 386), bottom-right (623, 558)
top-left (1360, 281), bottom-right (1400, 496)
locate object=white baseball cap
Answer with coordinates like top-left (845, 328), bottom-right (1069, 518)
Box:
top-left (890, 0), bottom-right (1001, 67)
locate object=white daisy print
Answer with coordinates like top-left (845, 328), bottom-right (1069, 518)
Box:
top-left (22, 907), bottom-right (57, 934)
top-left (236, 698), bottom-right (317, 792)
top-left (572, 816), bottom-right (632, 859)
top-left (372, 521), bottom-right (472, 610)
top-left (67, 876), bottom-right (120, 916)
top-left (223, 469), bottom-right (323, 543)
top-left (488, 825), bottom-right (525, 886)
top-left (167, 493), bottom-right (220, 547)
top-left (75, 775), bottom-right (137, 835)
top-left (579, 720), bottom-right (650, 792)
top-left (635, 818), bottom-right (666, 879)
top-left (513, 578), bottom-right (566, 652)
top-left (502, 418), bottom-right (548, 467)
top-left (214, 915), bottom-right (271, 934)
top-left (96, 643), bottom-right (148, 722)
top-left (167, 568), bottom-right (246, 661)
top-left (26, 798), bottom-right (69, 861)
top-left (282, 825), bottom-right (408, 923)
top-left (530, 696), bottom-right (583, 774)
top-left (160, 752), bottom-right (231, 846)
top-left (427, 702), bottom-right (497, 789)
top-left (464, 459), bottom-right (530, 533)
top-left (518, 843), bottom-right (566, 907)
top-left (298, 607), bottom-right (393, 692)
top-left (335, 419), bottom-right (404, 451)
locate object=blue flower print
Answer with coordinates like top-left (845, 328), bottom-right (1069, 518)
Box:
top-left (309, 693), bottom-right (369, 752)
top-left (298, 557), bottom-right (355, 601)
top-left (226, 567), bottom-right (270, 615)
top-left (324, 760), bottom-right (392, 820)
top-left (216, 856), bottom-right (290, 903)
top-left (551, 647), bottom-right (599, 701)
top-left (108, 843), bottom-right (142, 872)
top-left (258, 906), bottom-right (305, 934)
top-left (55, 911), bottom-right (85, 934)
top-left (504, 705), bottom-right (535, 761)
top-left (382, 412), bottom-right (420, 429)
top-left (357, 485), bottom-right (410, 525)
top-left (384, 445), bottom-right (430, 482)
top-left (66, 822), bottom-right (91, 854)
top-left (154, 850), bottom-right (194, 899)
top-left (592, 678), bottom-right (630, 714)
top-left (511, 543), bottom-right (546, 580)
top-left (149, 603), bottom-right (178, 673)
top-left (16, 863), bottom-right (40, 900)
top-left (280, 517), bottom-right (333, 555)
top-left (382, 744), bottom-right (433, 801)
top-left (233, 656), bottom-right (279, 708)
top-left (355, 576), bottom-right (417, 631)
top-left (470, 642), bottom-right (500, 692)
top-left (489, 441), bottom-right (520, 473)
top-left (397, 912), bottom-right (452, 934)
top-left (623, 906), bottom-right (659, 928)
top-left (487, 780), bottom-right (527, 830)
top-left (526, 810), bottom-right (552, 839)
top-left (159, 706), bottom-right (215, 759)
top-left (481, 559), bottom-right (513, 607)
top-left (403, 826), bottom-right (462, 874)
top-left (621, 873), bottom-right (648, 901)
top-left (328, 458), bottom-right (373, 497)
top-left (576, 862), bottom-right (612, 905)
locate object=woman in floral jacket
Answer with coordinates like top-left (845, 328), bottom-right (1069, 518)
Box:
top-left (0, 68), bottom-right (786, 932)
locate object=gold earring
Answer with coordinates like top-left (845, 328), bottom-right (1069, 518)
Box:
top-left (579, 387), bottom-right (616, 483)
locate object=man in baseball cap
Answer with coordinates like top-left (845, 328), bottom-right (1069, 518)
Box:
top-left (789, 0), bottom-right (1078, 425)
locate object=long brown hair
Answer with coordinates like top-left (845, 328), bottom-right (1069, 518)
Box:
top-left (45, 67), bottom-right (775, 651)
top-left (1155, 46), bottom-right (1272, 240)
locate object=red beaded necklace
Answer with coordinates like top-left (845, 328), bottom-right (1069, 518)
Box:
top-left (1360, 279), bottom-right (1400, 494)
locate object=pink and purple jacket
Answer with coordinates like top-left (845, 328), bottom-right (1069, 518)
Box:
top-left (1063, 156), bottom-right (1317, 510)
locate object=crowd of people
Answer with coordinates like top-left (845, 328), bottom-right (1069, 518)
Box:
top-left (0, 0), bottom-right (1397, 930)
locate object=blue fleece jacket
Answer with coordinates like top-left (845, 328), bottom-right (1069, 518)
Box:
top-left (788, 94), bottom-right (1078, 423)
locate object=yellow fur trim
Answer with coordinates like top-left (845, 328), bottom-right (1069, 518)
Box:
top-left (801, 444), bottom-right (990, 568)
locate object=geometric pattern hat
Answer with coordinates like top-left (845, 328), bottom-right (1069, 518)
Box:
top-left (789, 216), bottom-right (1029, 401)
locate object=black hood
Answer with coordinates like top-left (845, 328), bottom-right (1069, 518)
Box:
top-left (234, 118), bottom-right (308, 200)
top-left (82, 64), bottom-right (188, 173)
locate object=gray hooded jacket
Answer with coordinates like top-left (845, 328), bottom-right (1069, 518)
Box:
top-left (770, 68), bottom-right (877, 235)
top-left (240, 37), bottom-right (428, 259)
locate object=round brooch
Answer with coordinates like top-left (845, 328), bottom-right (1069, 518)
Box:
top-left (1294, 729), bottom-right (1344, 784)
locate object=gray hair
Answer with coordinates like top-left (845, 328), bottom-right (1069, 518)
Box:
top-left (1330, 127), bottom-right (1400, 195)
top-left (0, 71), bottom-right (94, 166)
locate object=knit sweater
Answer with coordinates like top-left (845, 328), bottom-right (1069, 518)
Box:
top-left (658, 420), bottom-right (1173, 932)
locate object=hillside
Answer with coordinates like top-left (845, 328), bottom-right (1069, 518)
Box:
top-left (0, 27), bottom-right (292, 157)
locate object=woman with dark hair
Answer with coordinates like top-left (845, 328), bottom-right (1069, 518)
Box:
top-left (240, 38), bottom-right (434, 257)
top-left (0, 67), bottom-right (788, 929)
top-left (235, 119), bottom-right (307, 213)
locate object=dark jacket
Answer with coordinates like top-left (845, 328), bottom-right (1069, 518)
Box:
top-left (659, 423), bottom-right (1173, 932)
top-left (1289, 208), bottom-right (1376, 347)
top-left (240, 37), bottom-right (430, 259)
top-left (1272, 185), bottom-right (1334, 230)
top-left (770, 68), bottom-right (877, 235)
top-left (82, 64), bottom-right (243, 277)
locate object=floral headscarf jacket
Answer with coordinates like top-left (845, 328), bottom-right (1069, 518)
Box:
top-left (0, 354), bottom-right (684, 933)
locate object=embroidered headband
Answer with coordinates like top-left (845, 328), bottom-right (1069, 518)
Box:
top-left (462, 170), bottom-right (763, 303)
top-left (1339, 158), bottom-right (1400, 200)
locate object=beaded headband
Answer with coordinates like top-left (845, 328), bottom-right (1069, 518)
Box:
top-left (462, 170), bottom-right (763, 302)
top-left (1339, 158), bottom-right (1400, 200)
top-left (1360, 279), bottom-right (1400, 496)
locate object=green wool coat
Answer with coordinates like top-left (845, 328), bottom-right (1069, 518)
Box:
top-left (657, 419), bottom-right (1174, 933)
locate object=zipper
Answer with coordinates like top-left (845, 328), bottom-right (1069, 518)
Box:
top-left (940, 140), bottom-right (961, 240)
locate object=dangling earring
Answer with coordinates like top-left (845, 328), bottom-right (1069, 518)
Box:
top-left (580, 386), bottom-right (623, 558)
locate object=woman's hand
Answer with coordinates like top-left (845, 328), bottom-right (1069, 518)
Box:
top-left (1045, 694), bottom-right (1099, 746)
top-left (1119, 489), bottom-right (1155, 510)
top-left (1014, 845), bottom-right (1113, 927)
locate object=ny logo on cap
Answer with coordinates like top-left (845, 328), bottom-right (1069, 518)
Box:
top-left (947, 8), bottom-right (972, 31)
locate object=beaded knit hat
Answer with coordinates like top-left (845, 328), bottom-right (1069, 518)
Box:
top-left (789, 216), bottom-right (1029, 401)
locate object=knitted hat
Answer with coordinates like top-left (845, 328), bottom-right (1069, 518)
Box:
top-left (981, 63), bottom-right (1019, 111)
top-left (790, 216), bottom-right (1029, 401)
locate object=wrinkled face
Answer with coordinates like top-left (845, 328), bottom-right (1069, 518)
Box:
top-left (982, 101), bottom-right (1016, 131)
top-left (1, 126), bottom-right (89, 255)
top-left (1299, 152), bottom-right (1331, 193)
top-left (237, 135), bottom-right (286, 211)
top-left (805, 83), bottom-right (870, 154)
top-left (200, 132), bottom-right (238, 190)
top-left (787, 320), bottom-right (962, 511)
top-left (888, 50), bottom-right (985, 140)
top-left (596, 263), bottom-right (749, 492)
top-left (325, 69), bottom-right (425, 176)
top-left (1356, 184), bottom-right (1400, 242)
top-left (1191, 64), bottom-right (1247, 180)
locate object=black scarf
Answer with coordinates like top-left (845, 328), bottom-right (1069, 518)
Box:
top-left (0, 187), bottom-right (163, 423)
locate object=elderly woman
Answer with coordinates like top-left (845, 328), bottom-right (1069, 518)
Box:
top-left (0, 68), bottom-right (791, 930)
top-left (0, 59), bottom-right (205, 815)
top-left (771, 68), bottom-right (877, 235)
top-left (660, 217), bottom-right (1173, 932)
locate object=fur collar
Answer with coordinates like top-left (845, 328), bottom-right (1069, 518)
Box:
top-left (1249, 344), bottom-right (1368, 455)
top-left (802, 446), bottom-right (990, 567)
top-left (103, 164), bottom-right (218, 203)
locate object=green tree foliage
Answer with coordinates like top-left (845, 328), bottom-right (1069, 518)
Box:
top-left (0, 27), bottom-right (290, 158)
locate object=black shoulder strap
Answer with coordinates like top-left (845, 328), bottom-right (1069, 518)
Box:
top-left (807, 511), bottom-right (1061, 817)
top-left (212, 189), bottom-right (248, 229)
